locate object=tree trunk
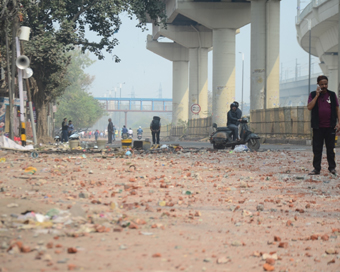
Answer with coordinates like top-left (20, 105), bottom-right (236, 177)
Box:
top-left (33, 80), bottom-right (49, 140)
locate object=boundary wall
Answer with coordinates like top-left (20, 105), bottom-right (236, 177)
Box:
top-left (166, 107), bottom-right (312, 140)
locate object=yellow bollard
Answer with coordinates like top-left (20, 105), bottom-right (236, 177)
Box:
top-left (21, 121), bottom-right (26, 146)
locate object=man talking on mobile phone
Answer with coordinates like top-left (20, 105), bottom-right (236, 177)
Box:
top-left (307, 75), bottom-right (340, 175)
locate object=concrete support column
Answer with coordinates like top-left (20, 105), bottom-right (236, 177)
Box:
top-left (212, 28), bottom-right (236, 126)
top-left (146, 35), bottom-right (189, 124)
top-left (250, 0), bottom-right (280, 110)
top-left (266, 0), bottom-right (280, 108)
top-left (322, 54), bottom-right (339, 92)
top-left (173, 61), bottom-right (189, 125)
top-left (250, 0), bottom-right (266, 111)
top-left (328, 68), bottom-right (338, 93)
top-left (189, 48), bottom-right (208, 119)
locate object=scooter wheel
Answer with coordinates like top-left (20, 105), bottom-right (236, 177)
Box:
top-left (247, 138), bottom-right (260, 151)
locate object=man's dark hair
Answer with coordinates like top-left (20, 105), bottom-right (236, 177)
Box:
top-left (63, 118), bottom-right (67, 121)
top-left (317, 75), bottom-right (328, 83)
top-left (69, 120), bottom-right (72, 122)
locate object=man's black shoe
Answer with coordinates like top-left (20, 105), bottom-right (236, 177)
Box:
top-left (329, 169), bottom-right (337, 175)
top-left (308, 169), bottom-right (320, 175)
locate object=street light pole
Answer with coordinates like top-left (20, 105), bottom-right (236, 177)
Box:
top-left (307, 18), bottom-right (312, 95)
top-left (239, 52), bottom-right (244, 112)
top-left (119, 82), bottom-right (125, 131)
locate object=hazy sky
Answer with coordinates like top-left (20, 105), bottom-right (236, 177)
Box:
top-left (85, 0), bottom-right (319, 103)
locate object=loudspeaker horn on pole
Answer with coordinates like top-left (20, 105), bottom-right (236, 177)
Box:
top-left (23, 68), bottom-right (33, 79)
top-left (16, 55), bottom-right (30, 70)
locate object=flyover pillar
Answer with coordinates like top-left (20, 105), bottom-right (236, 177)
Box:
top-left (250, 0), bottom-right (280, 110)
top-left (173, 61), bottom-right (189, 124)
top-left (146, 35), bottom-right (189, 124)
top-left (212, 29), bottom-right (236, 125)
top-left (173, 1), bottom-right (250, 125)
top-left (152, 25), bottom-right (212, 119)
top-left (322, 54), bottom-right (339, 93)
top-left (189, 48), bottom-right (209, 119)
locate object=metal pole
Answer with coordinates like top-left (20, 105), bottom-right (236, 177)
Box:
top-left (308, 19), bottom-right (312, 94)
top-left (338, 0), bottom-right (340, 96)
top-left (239, 52), bottom-right (244, 111)
top-left (21, 39), bottom-right (37, 145)
top-left (119, 85), bottom-right (121, 128)
top-left (119, 82), bottom-right (125, 128)
top-left (15, 38), bottom-right (26, 146)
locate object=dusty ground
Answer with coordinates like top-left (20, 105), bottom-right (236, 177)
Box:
top-left (0, 146), bottom-right (340, 272)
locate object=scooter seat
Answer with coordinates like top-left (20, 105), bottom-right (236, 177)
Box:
top-left (216, 127), bottom-right (232, 132)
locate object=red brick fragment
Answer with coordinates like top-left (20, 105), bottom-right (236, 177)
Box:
top-left (68, 264), bottom-right (77, 270)
top-left (274, 236), bottom-right (281, 242)
top-left (266, 258), bottom-right (275, 265)
top-left (67, 247), bottom-right (77, 254)
top-left (286, 220), bottom-right (293, 226)
top-left (278, 242), bottom-right (288, 248)
top-left (263, 263), bottom-right (275, 271)
top-left (321, 234), bottom-right (329, 241)
top-left (46, 242), bottom-right (53, 249)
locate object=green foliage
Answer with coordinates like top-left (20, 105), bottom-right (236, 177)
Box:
top-left (0, 0), bottom-right (166, 137)
top-left (55, 49), bottom-right (104, 129)
top-left (19, 0), bottom-right (166, 61)
top-left (24, 33), bottom-right (71, 101)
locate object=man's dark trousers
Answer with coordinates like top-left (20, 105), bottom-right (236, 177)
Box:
top-left (228, 124), bottom-right (238, 141)
top-left (152, 131), bottom-right (160, 144)
top-left (312, 127), bottom-right (336, 171)
top-left (62, 130), bottom-right (68, 143)
top-left (108, 132), bottom-right (112, 144)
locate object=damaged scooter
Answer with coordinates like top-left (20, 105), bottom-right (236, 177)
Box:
top-left (210, 118), bottom-right (261, 151)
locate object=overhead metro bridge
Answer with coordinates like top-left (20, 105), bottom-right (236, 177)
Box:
top-left (94, 97), bottom-right (172, 126)
top-left (94, 97), bottom-right (172, 112)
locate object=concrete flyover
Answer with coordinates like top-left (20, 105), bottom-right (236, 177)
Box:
top-left (296, 0), bottom-right (340, 93)
top-left (147, 0), bottom-right (281, 127)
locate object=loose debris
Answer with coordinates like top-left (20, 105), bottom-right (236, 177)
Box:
top-left (0, 146), bottom-right (339, 271)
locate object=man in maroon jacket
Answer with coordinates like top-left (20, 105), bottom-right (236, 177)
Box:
top-left (307, 75), bottom-right (340, 175)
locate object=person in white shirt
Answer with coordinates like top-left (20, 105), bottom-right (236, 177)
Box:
top-left (128, 128), bottom-right (133, 137)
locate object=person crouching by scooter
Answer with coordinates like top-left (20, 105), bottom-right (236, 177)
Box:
top-left (227, 103), bottom-right (242, 141)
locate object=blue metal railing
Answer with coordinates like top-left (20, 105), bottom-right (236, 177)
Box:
top-left (94, 97), bottom-right (172, 102)
top-left (94, 97), bottom-right (173, 112)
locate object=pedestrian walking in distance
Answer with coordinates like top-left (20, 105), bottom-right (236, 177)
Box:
top-left (307, 75), bottom-right (340, 175)
top-left (107, 118), bottom-right (113, 144)
top-left (150, 116), bottom-right (161, 145)
top-left (61, 118), bottom-right (68, 143)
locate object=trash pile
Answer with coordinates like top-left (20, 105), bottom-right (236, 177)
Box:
top-left (0, 205), bottom-right (128, 239)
